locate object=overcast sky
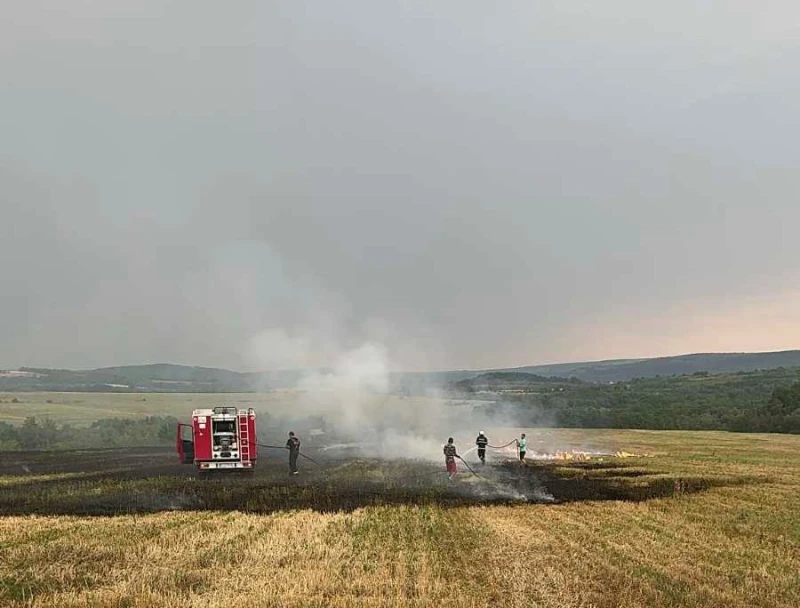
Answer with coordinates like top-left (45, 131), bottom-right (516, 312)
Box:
top-left (2, 1), bottom-right (799, 371)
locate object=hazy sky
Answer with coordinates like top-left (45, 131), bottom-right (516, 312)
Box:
top-left (2, 1), bottom-right (800, 371)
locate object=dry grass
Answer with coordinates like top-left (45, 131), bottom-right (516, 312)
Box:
top-left (1, 430), bottom-right (799, 607)
top-left (0, 392), bottom-right (276, 425)
top-left (0, 391), bottom-right (448, 427)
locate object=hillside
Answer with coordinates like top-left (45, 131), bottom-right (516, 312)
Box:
top-left (499, 350), bottom-right (800, 382)
top-left (0, 364), bottom-right (255, 392)
top-left (452, 371), bottom-right (581, 393)
top-left (2, 349), bottom-right (800, 392)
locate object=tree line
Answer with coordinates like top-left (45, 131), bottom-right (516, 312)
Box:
top-left (0, 416), bottom-right (178, 450)
top-left (731, 381), bottom-right (800, 433)
top-left (480, 371), bottom-right (800, 434)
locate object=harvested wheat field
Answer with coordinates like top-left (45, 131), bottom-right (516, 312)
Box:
top-left (1, 429), bottom-right (798, 608)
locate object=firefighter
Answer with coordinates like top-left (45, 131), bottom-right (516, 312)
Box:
top-left (475, 431), bottom-right (488, 464)
top-left (286, 431), bottom-right (300, 475)
top-left (443, 437), bottom-right (459, 480)
top-left (518, 432), bottom-right (527, 466)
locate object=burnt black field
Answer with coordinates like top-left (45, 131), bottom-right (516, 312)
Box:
top-left (0, 446), bottom-right (756, 517)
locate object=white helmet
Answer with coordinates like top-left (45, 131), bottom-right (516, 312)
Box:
top-left (479, 430), bottom-right (484, 435)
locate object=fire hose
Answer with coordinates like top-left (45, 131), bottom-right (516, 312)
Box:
top-left (243, 440), bottom-right (331, 475)
top-left (456, 455), bottom-right (481, 478)
top-left (457, 438), bottom-right (525, 479)
top-left (488, 439), bottom-right (519, 450)
top-left (243, 439), bottom-right (514, 480)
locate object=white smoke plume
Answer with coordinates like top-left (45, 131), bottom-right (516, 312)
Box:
top-left (247, 327), bottom-right (530, 464)
top-left (244, 316), bottom-right (600, 503)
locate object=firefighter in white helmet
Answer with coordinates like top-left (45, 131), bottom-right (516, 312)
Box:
top-left (475, 431), bottom-right (489, 464)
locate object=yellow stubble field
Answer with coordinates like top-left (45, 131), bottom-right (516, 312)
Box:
top-left (0, 428), bottom-right (798, 607)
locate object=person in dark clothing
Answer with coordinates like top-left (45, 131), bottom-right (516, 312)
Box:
top-left (443, 437), bottom-right (459, 480)
top-left (475, 431), bottom-right (489, 464)
top-left (286, 431), bottom-right (300, 475)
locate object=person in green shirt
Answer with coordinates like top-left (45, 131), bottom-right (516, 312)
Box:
top-left (518, 433), bottom-right (527, 467)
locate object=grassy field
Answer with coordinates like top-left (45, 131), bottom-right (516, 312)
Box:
top-left (0, 429), bottom-right (798, 607)
top-left (0, 392), bottom-right (276, 425)
top-left (0, 391), bottom-right (456, 427)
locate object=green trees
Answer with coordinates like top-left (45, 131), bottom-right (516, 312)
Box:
top-left (476, 370), bottom-right (800, 434)
top-left (731, 382), bottom-right (800, 433)
top-left (766, 382), bottom-right (800, 415)
top-left (0, 416), bottom-right (178, 450)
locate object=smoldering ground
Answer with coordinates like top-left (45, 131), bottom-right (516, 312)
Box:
top-left (0, 445), bottom-right (753, 517)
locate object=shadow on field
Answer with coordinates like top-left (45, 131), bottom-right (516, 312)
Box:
top-left (0, 447), bottom-right (765, 516)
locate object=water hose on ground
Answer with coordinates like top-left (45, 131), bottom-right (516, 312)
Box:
top-left (247, 440), bottom-right (509, 481)
top-left (456, 455), bottom-right (482, 478)
top-left (244, 440), bottom-right (331, 475)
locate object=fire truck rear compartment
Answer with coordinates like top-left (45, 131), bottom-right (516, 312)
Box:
top-left (178, 407), bottom-right (257, 471)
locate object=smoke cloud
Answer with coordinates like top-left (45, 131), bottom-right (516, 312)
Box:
top-left (247, 327), bottom-right (536, 466)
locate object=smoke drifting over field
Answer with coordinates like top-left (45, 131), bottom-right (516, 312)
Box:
top-left (251, 337), bottom-right (526, 463)
top-left (245, 333), bottom-right (637, 503)
top-left (249, 335), bottom-right (547, 501)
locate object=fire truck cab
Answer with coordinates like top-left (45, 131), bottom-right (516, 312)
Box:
top-left (176, 407), bottom-right (257, 471)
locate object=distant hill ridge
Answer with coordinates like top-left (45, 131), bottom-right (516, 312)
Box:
top-left (500, 350), bottom-right (800, 383)
top-left (2, 350), bottom-right (799, 391)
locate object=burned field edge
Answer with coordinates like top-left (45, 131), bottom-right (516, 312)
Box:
top-left (0, 447), bottom-right (766, 516)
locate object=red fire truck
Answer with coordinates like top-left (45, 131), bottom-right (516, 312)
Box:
top-left (176, 407), bottom-right (257, 471)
